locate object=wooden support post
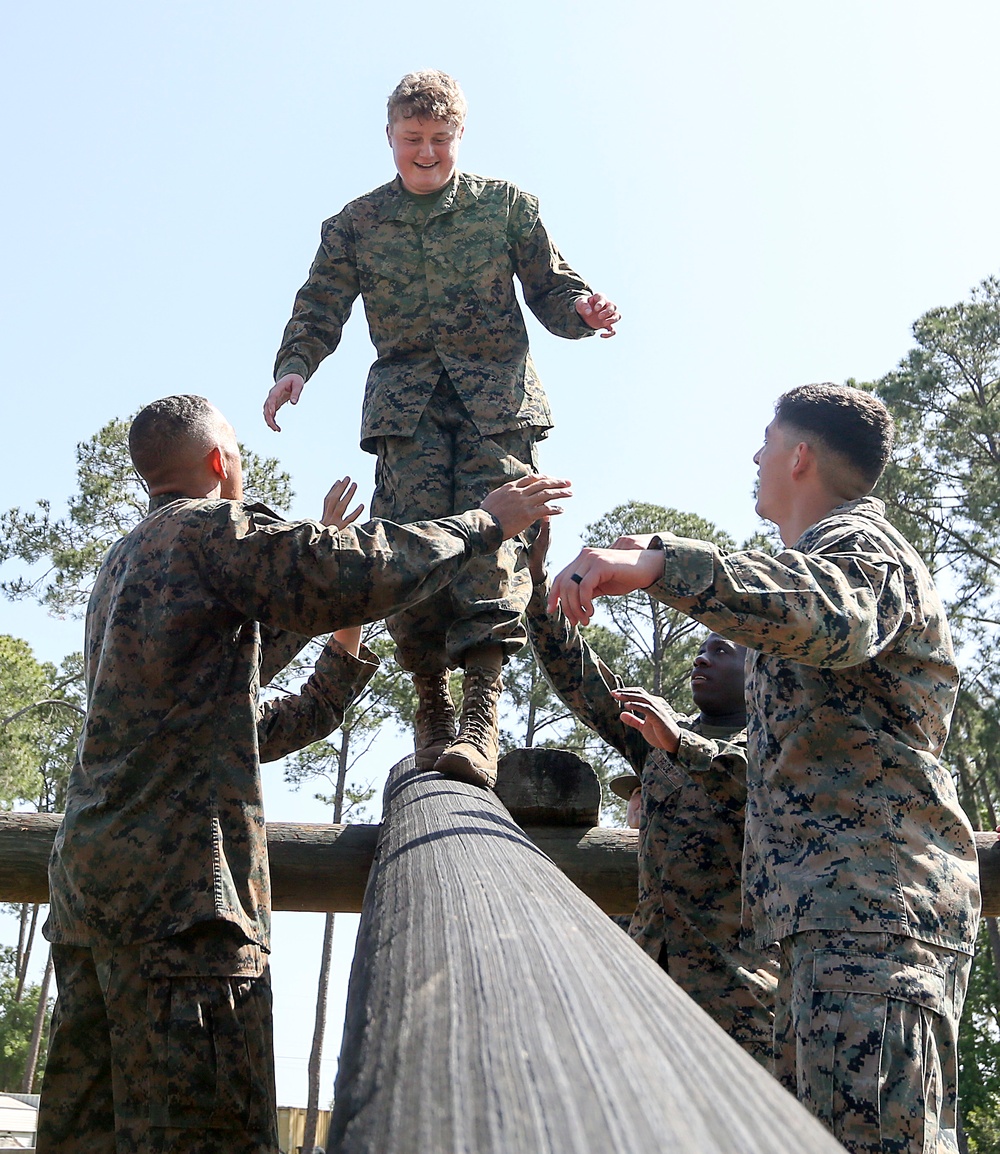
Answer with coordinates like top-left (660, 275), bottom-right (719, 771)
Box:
top-left (3, 806), bottom-right (1000, 917)
top-left (329, 756), bottom-right (848, 1153)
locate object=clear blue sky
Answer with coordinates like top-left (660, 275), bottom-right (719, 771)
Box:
top-left (3, 0), bottom-right (1000, 1109)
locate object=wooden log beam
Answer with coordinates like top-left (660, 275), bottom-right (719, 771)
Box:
top-left (2, 815), bottom-right (999, 918)
top-left (330, 757), bottom-right (848, 1154)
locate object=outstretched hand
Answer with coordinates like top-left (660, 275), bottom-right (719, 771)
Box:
top-left (548, 547), bottom-right (665, 626)
top-left (575, 293), bottom-right (621, 338)
top-left (612, 686), bottom-right (681, 754)
top-left (263, 373), bottom-right (306, 432)
top-left (321, 477), bottom-right (365, 529)
top-left (480, 475), bottom-right (572, 540)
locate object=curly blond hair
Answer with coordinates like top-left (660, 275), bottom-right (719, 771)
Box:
top-left (387, 70), bottom-right (467, 125)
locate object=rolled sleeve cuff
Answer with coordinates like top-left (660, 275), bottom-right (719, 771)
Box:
top-left (648, 535), bottom-right (719, 599)
top-left (274, 355), bottom-right (310, 383)
top-left (466, 510), bottom-right (505, 554)
top-left (313, 639), bottom-right (380, 700)
top-left (673, 728), bottom-right (721, 773)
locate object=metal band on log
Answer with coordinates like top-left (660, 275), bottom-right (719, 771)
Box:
top-left (3, 812), bottom-right (1000, 917)
top-left (329, 755), bottom-right (847, 1153)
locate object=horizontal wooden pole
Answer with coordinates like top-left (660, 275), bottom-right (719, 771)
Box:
top-left (0, 812), bottom-right (640, 916)
top-left (2, 813), bottom-right (998, 918)
top-left (331, 759), bottom-right (848, 1154)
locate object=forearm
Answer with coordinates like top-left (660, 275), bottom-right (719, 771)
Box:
top-left (671, 731), bottom-right (748, 803)
top-left (212, 506), bottom-right (505, 639)
top-left (513, 209), bottom-right (593, 340)
top-left (648, 535), bottom-right (906, 667)
top-left (258, 639), bottom-right (378, 762)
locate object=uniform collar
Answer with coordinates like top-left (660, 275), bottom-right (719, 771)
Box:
top-left (145, 492), bottom-right (284, 520)
top-left (793, 494), bottom-right (888, 550)
top-left (379, 172), bottom-right (478, 223)
top-left (147, 491), bottom-right (188, 513)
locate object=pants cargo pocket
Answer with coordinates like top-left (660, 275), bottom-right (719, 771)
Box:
top-left (784, 935), bottom-right (956, 1154)
top-left (149, 977), bottom-right (253, 1131)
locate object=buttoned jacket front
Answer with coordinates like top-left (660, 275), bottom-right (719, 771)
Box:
top-left (274, 173), bottom-right (593, 451)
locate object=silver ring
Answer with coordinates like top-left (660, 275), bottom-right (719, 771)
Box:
top-left (570, 573), bottom-right (583, 585)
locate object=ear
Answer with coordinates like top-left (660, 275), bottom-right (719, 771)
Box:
top-left (789, 441), bottom-right (813, 480)
top-left (456, 122), bottom-right (466, 140)
top-left (207, 445), bottom-right (227, 481)
top-left (386, 122), bottom-right (393, 146)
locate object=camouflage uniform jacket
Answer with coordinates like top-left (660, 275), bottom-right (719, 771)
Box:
top-left (646, 496), bottom-right (981, 953)
top-left (45, 493), bottom-right (504, 950)
top-left (525, 588), bottom-right (761, 971)
top-left (273, 172), bottom-right (594, 452)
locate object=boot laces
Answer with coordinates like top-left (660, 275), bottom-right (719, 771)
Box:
top-left (414, 674), bottom-right (456, 745)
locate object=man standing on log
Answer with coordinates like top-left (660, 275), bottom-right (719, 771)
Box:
top-left (548, 384), bottom-right (980, 1154)
top-left (263, 69), bottom-right (619, 789)
top-left (36, 394), bottom-right (570, 1154)
top-left (526, 525), bottom-right (777, 1066)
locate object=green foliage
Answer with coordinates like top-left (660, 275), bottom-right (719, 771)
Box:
top-left (0, 415), bottom-right (292, 617)
top-left (860, 275), bottom-right (1000, 643)
top-left (0, 946), bottom-right (50, 1092)
top-left (0, 636), bottom-right (83, 810)
top-left (960, 924), bottom-right (1000, 1154)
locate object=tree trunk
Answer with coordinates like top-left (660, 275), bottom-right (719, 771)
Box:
top-left (14, 903), bottom-right (29, 996)
top-left (302, 912), bottom-right (335, 1153)
top-left (21, 946), bottom-right (52, 1093)
top-left (14, 902), bottom-right (39, 1003)
top-left (648, 595), bottom-right (664, 696)
top-left (524, 668), bottom-right (539, 748)
top-left (302, 727), bottom-right (352, 1153)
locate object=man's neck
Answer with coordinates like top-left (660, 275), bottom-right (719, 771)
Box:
top-left (779, 492), bottom-right (846, 546)
top-left (698, 709), bottom-right (746, 731)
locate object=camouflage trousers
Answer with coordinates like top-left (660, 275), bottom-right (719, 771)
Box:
top-left (370, 373), bottom-right (540, 673)
top-left (652, 938), bottom-right (777, 1068)
top-left (774, 930), bottom-right (970, 1154)
top-left (37, 929), bottom-right (278, 1154)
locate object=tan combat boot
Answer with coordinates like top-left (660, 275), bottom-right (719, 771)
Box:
top-left (434, 645), bottom-right (504, 789)
top-left (412, 672), bottom-right (458, 769)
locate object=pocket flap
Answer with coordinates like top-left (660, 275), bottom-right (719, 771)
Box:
top-left (813, 950), bottom-right (946, 1012)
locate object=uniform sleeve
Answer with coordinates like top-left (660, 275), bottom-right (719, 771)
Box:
top-left (646, 531), bottom-right (909, 668)
top-left (200, 504), bottom-right (504, 639)
top-left (273, 210), bottom-right (361, 383)
top-left (526, 583), bottom-right (649, 772)
top-left (258, 625), bottom-right (314, 687)
top-left (509, 192), bottom-right (594, 341)
top-left (670, 728), bottom-right (748, 810)
top-left (258, 639), bottom-right (379, 763)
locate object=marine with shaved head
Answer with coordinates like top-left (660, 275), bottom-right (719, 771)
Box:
top-left (36, 394), bottom-right (571, 1154)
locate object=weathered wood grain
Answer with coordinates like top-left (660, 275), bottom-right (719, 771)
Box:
top-left (3, 815), bottom-right (999, 917)
top-left (330, 757), bottom-right (849, 1153)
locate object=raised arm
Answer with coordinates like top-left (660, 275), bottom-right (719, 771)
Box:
top-left (551, 528), bottom-right (908, 668)
top-left (257, 636), bottom-right (379, 763)
top-left (205, 475), bottom-right (572, 639)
